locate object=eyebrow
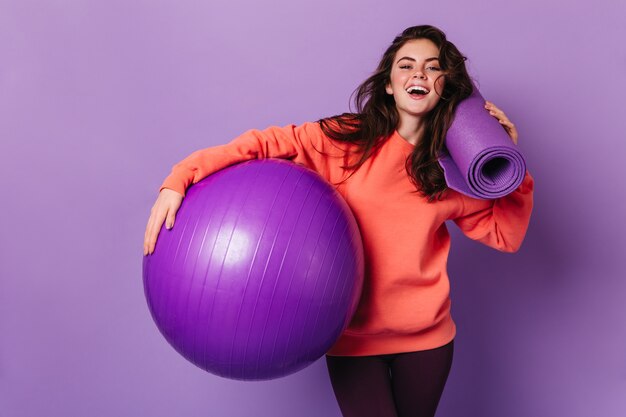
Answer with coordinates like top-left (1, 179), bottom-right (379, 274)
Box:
top-left (396, 56), bottom-right (439, 64)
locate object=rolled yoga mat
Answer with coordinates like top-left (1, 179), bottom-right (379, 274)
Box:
top-left (437, 84), bottom-right (526, 200)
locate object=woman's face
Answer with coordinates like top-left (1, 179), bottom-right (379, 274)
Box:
top-left (385, 38), bottom-right (445, 119)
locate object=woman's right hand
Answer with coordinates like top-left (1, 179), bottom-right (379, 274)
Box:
top-left (143, 188), bottom-right (184, 256)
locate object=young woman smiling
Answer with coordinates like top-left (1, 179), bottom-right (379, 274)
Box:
top-left (144, 25), bottom-right (533, 417)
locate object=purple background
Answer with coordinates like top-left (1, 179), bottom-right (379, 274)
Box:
top-left (1, 1), bottom-right (625, 416)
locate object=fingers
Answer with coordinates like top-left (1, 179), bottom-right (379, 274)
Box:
top-left (165, 211), bottom-right (176, 230)
top-left (484, 101), bottom-right (508, 120)
top-left (143, 189), bottom-right (184, 256)
top-left (484, 101), bottom-right (518, 145)
top-left (143, 207), bottom-right (167, 256)
top-left (143, 211), bottom-right (154, 255)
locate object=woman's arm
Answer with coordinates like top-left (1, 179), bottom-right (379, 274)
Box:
top-left (451, 171), bottom-right (535, 253)
top-left (450, 100), bottom-right (535, 253)
top-left (144, 121), bottom-right (332, 255)
top-left (160, 122), bottom-right (329, 197)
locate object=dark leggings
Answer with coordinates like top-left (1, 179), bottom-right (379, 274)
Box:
top-left (325, 340), bottom-right (454, 417)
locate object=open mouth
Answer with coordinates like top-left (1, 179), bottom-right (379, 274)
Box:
top-left (406, 85), bottom-right (430, 98)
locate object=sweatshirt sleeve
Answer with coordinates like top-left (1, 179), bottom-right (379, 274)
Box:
top-left (159, 121), bottom-right (335, 197)
top-left (451, 170), bottom-right (535, 253)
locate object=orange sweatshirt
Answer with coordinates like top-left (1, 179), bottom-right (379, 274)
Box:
top-left (160, 121), bottom-right (534, 356)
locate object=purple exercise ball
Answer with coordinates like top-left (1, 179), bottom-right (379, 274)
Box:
top-left (143, 159), bottom-right (364, 380)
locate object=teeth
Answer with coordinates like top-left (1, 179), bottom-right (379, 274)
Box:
top-left (406, 86), bottom-right (429, 94)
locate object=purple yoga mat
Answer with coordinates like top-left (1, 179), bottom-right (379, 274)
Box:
top-left (438, 84), bottom-right (526, 200)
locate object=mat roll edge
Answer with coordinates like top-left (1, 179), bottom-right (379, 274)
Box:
top-left (438, 83), bottom-right (526, 200)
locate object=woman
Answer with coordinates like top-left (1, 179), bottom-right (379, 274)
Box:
top-left (144, 25), bottom-right (533, 417)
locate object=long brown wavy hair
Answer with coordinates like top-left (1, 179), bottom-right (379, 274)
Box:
top-left (317, 25), bottom-right (474, 202)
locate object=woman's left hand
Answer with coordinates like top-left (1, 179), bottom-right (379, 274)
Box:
top-left (485, 101), bottom-right (518, 145)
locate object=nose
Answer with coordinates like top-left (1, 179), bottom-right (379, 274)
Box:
top-left (413, 70), bottom-right (426, 80)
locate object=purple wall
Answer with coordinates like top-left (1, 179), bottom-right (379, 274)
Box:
top-left (1, 1), bottom-right (625, 416)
